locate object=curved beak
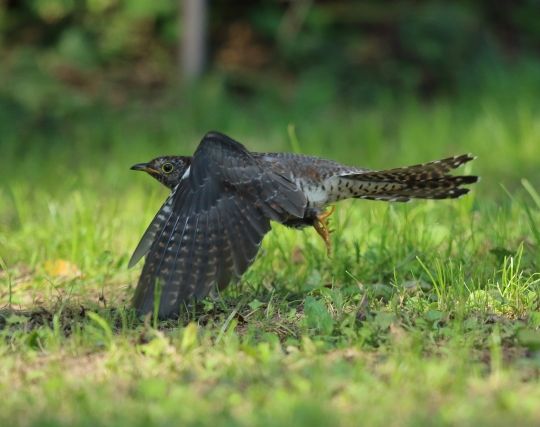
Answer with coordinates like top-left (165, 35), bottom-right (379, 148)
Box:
top-left (130, 163), bottom-right (159, 174)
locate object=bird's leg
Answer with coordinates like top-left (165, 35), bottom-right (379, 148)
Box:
top-left (313, 206), bottom-right (335, 256)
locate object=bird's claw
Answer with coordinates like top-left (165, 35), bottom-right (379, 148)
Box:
top-left (313, 206), bottom-right (335, 256)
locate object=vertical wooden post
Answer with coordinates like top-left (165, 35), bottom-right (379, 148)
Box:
top-left (180, 0), bottom-right (207, 81)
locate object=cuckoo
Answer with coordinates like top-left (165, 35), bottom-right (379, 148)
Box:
top-left (130, 131), bottom-right (478, 318)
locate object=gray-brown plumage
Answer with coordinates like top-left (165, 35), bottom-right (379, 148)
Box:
top-left (130, 131), bottom-right (478, 318)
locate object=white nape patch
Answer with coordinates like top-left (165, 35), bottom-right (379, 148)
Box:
top-left (181, 166), bottom-right (191, 180)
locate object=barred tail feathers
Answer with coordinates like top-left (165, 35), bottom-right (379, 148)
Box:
top-left (342, 154), bottom-right (478, 202)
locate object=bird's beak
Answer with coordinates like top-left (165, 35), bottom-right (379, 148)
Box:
top-left (130, 163), bottom-right (159, 174)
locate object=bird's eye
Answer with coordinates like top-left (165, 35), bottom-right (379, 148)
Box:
top-left (161, 163), bottom-right (174, 174)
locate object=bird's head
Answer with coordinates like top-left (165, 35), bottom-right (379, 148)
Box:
top-left (130, 156), bottom-right (191, 189)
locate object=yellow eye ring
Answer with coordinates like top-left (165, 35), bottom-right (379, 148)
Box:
top-left (161, 163), bottom-right (174, 174)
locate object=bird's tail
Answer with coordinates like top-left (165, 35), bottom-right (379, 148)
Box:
top-left (342, 154), bottom-right (478, 202)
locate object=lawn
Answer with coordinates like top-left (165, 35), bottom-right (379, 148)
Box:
top-left (1, 77), bottom-right (540, 426)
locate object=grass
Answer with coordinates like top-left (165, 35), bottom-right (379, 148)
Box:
top-left (1, 76), bottom-right (540, 426)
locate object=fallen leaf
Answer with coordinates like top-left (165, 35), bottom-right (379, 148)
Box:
top-left (44, 259), bottom-right (82, 279)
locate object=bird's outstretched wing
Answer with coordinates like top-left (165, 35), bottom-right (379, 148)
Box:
top-left (131, 132), bottom-right (306, 318)
top-left (128, 190), bottom-right (177, 268)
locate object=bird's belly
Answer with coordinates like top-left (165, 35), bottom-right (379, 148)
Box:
top-left (304, 187), bottom-right (329, 208)
top-left (296, 176), bottom-right (352, 209)
top-left (294, 178), bottom-right (330, 209)
top-left (282, 179), bottom-right (334, 229)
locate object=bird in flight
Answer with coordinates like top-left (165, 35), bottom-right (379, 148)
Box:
top-left (130, 131), bottom-right (477, 318)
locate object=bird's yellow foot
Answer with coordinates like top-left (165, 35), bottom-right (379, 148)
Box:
top-left (313, 206), bottom-right (335, 256)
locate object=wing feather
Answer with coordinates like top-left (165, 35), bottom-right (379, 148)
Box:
top-left (131, 131), bottom-right (306, 317)
top-left (128, 189), bottom-right (177, 268)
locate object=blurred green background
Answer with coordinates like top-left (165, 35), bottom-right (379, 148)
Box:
top-left (3, 0), bottom-right (540, 102)
top-left (1, 0), bottom-right (540, 201)
top-left (2, 5), bottom-right (540, 425)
